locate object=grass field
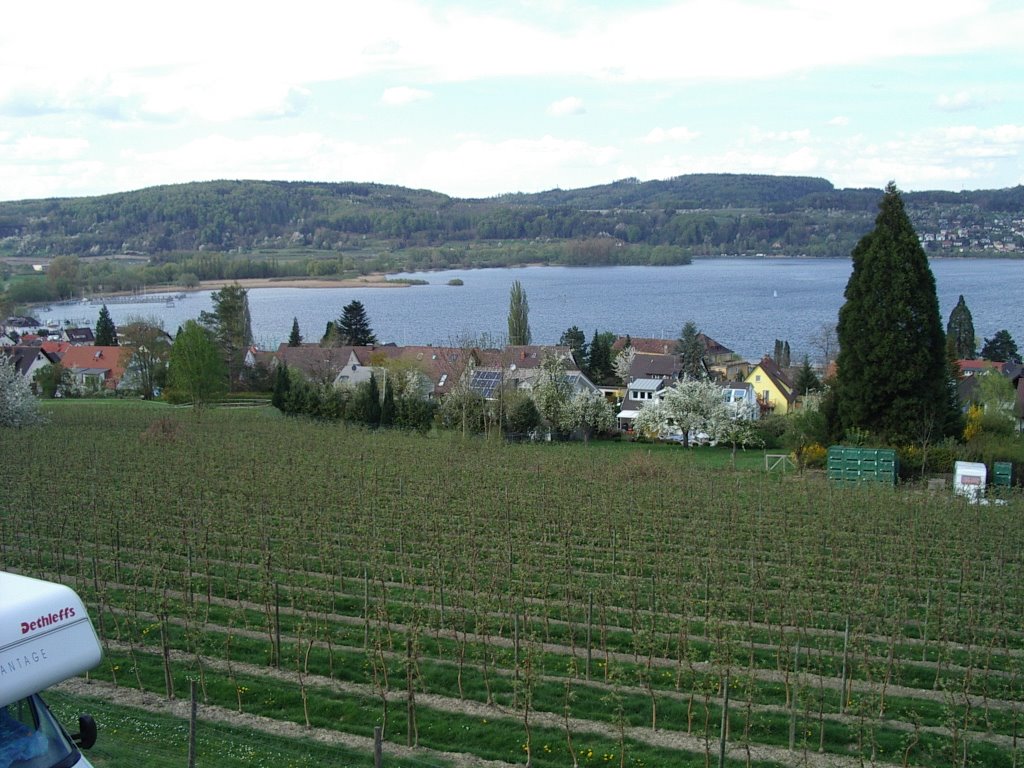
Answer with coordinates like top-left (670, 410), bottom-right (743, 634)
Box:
top-left (2, 402), bottom-right (1022, 767)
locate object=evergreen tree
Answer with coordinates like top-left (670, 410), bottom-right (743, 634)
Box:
top-left (558, 325), bottom-right (588, 369)
top-left (981, 330), bottom-right (1020, 363)
top-left (380, 377), bottom-right (396, 427)
top-left (793, 356), bottom-right (821, 395)
top-left (94, 305), bottom-right (118, 346)
top-left (507, 280), bottom-right (532, 346)
top-left (835, 183), bottom-right (959, 442)
top-left (587, 330), bottom-right (614, 384)
top-left (771, 339), bottom-right (791, 367)
top-left (272, 363), bottom-right (292, 412)
top-left (352, 373), bottom-right (382, 426)
top-left (288, 317), bottom-right (303, 347)
top-left (676, 321), bottom-right (705, 379)
top-left (332, 300), bottom-right (377, 346)
top-left (320, 321), bottom-right (336, 346)
top-left (945, 295), bottom-right (976, 359)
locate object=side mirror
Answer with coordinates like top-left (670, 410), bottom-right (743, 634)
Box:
top-left (73, 714), bottom-right (97, 750)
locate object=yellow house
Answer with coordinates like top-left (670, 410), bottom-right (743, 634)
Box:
top-left (745, 356), bottom-right (797, 415)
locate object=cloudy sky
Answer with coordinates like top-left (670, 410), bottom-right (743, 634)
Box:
top-left (2, 0), bottom-right (1022, 201)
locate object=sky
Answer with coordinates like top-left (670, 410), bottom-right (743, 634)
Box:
top-left (1, 0), bottom-right (1023, 202)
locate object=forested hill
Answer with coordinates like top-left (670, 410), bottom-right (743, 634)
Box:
top-left (1, 174), bottom-right (1021, 262)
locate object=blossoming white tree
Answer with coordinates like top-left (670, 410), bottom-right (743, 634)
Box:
top-left (632, 399), bottom-right (671, 439)
top-left (0, 354), bottom-right (43, 427)
top-left (561, 390), bottom-right (616, 443)
top-left (661, 377), bottom-right (725, 447)
top-left (632, 378), bottom-right (760, 459)
top-left (612, 346), bottom-right (635, 385)
top-left (531, 354), bottom-right (573, 433)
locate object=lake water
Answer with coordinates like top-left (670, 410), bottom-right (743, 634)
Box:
top-left (37, 258), bottom-right (1023, 363)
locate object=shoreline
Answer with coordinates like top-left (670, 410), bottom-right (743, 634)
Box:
top-left (190, 275), bottom-right (406, 291)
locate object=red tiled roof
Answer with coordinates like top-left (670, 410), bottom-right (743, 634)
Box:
top-left (41, 341), bottom-right (72, 357)
top-left (59, 345), bottom-right (133, 388)
top-left (957, 359), bottom-right (1006, 375)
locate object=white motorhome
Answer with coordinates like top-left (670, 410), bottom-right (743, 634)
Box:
top-left (1, 573), bottom-right (102, 768)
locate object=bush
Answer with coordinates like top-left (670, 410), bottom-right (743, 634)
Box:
top-left (753, 414), bottom-right (788, 449)
top-left (796, 442), bottom-right (828, 469)
top-left (897, 438), bottom-right (961, 478)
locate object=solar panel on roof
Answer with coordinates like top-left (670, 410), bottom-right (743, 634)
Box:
top-left (470, 369), bottom-right (503, 398)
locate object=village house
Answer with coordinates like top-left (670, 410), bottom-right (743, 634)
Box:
top-left (744, 356), bottom-right (797, 415)
top-left (58, 346), bottom-right (133, 393)
top-left (1, 345), bottom-right (62, 386)
top-left (616, 377), bottom-right (669, 431)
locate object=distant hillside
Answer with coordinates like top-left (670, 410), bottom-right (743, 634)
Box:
top-left (1, 175), bottom-right (1021, 265)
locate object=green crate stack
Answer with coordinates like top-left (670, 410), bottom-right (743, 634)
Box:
top-left (827, 446), bottom-right (898, 485)
top-left (993, 461), bottom-right (1013, 488)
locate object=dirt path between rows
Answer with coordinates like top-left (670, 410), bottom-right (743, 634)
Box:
top-left (57, 677), bottom-right (514, 768)
top-left (94, 589), bottom-right (1021, 715)
top-left (70, 640), bottom-right (934, 768)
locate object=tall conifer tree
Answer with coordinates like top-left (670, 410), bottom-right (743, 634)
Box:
top-left (836, 183), bottom-right (959, 442)
top-left (676, 321), bottom-right (705, 379)
top-left (94, 305), bottom-right (118, 346)
top-left (333, 300), bottom-right (377, 346)
top-left (288, 317), bottom-right (303, 347)
top-left (945, 295), bottom-right (976, 360)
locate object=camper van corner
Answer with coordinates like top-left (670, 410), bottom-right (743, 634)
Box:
top-left (1, 572), bottom-right (102, 768)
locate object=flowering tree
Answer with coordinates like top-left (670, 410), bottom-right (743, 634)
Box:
top-left (661, 377), bottom-right (725, 447)
top-left (561, 390), bottom-right (616, 443)
top-left (612, 346), bottom-right (635, 385)
top-left (0, 354), bottom-right (43, 427)
top-left (531, 354), bottom-right (573, 433)
top-left (632, 399), bottom-right (670, 440)
top-left (712, 398), bottom-right (761, 461)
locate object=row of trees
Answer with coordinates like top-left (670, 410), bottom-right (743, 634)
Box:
top-left (272, 365), bottom-right (437, 431)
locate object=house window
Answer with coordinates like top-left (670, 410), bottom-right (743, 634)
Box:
top-left (438, 373), bottom-right (448, 387)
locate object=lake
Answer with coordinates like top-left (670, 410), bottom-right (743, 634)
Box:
top-left (36, 258), bottom-right (1023, 363)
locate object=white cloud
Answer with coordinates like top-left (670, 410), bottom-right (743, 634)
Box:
top-left (935, 91), bottom-right (978, 112)
top-left (827, 116), bottom-right (850, 126)
top-left (643, 126), bottom-right (700, 144)
top-left (6, 135), bottom-right (90, 161)
top-left (381, 86), bottom-right (432, 106)
top-left (113, 133), bottom-right (403, 191)
top-left (747, 128), bottom-right (812, 144)
top-left (411, 135), bottom-right (619, 197)
top-left (547, 96), bottom-right (585, 116)
top-left (4, 0), bottom-right (1020, 124)
top-left (816, 124), bottom-right (1024, 190)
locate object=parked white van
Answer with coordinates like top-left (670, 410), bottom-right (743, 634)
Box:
top-left (1, 573), bottom-right (102, 768)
